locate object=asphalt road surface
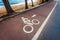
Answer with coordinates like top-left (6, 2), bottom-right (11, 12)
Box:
top-left (38, 0), bottom-right (60, 40)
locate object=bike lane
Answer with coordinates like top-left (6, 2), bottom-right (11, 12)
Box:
top-left (0, 1), bottom-right (56, 40)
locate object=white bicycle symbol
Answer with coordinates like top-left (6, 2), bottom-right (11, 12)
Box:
top-left (21, 17), bottom-right (40, 33)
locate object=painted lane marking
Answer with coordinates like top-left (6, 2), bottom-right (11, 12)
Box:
top-left (21, 17), bottom-right (40, 33)
top-left (23, 25), bottom-right (34, 33)
top-left (32, 2), bottom-right (57, 40)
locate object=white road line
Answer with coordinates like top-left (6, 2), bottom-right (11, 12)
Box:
top-left (32, 2), bottom-right (57, 40)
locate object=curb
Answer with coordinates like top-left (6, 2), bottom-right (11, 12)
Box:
top-left (0, 2), bottom-right (48, 22)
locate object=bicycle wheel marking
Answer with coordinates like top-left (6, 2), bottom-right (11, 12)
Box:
top-left (32, 19), bottom-right (40, 25)
top-left (23, 25), bottom-right (34, 33)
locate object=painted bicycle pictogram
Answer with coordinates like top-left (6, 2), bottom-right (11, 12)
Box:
top-left (21, 16), bottom-right (40, 33)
